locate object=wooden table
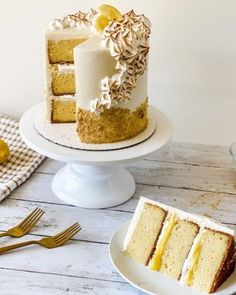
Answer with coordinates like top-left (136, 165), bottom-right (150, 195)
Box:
top-left (0, 142), bottom-right (235, 295)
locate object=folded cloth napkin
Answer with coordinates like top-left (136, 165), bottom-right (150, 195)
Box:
top-left (0, 113), bottom-right (45, 201)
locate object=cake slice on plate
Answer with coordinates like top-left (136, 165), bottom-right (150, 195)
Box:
top-left (123, 201), bottom-right (167, 265)
top-left (123, 197), bottom-right (235, 293)
top-left (149, 215), bottom-right (200, 280)
top-left (182, 227), bottom-right (235, 293)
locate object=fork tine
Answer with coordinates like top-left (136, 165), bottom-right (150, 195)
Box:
top-left (60, 226), bottom-right (82, 242)
top-left (55, 223), bottom-right (81, 241)
top-left (21, 210), bottom-right (44, 232)
top-left (53, 223), bottom-right (80, 239)
top-left (18, 208), bottom-right (40, 227)
top-left (55, 225), bottom-right (82, 244)
top-left (20, 208), bottom-right (44, 230)
top-left (19, 208), bottom-right (44, 230)
top-left (54, 223), bottom-right (81, 242)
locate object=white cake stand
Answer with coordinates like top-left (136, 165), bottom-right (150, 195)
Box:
top-left (19, 103), bottom-right (172, 209)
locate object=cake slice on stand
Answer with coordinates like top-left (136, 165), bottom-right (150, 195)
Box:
top-left (21, 6), bottom-right (172, 209)
top-left (45, 10), bottom-right (96, 123)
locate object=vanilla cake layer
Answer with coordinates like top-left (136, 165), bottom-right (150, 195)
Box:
top-left (45, 28), bottom-right (91, 122)
top-left (123, 200), bottom-right (167, 265)
top-left (184, 228), bottom-right (235, 293)
top-left (48, 38), bottom-right (88, 64)
top-left (76, 99), bottom-right (148, 144)
top-left (51, 71), bottom-right (75, 96)
top-left (51, 97), bottom-right (76, 123)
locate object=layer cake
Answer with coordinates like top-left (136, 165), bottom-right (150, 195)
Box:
top-left (45, 6), bottom-right (151, 143)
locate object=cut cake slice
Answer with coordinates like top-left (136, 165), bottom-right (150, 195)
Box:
top-left (182, 228), bottom-right (235, 293)
top-left (123, 200), bottom-right (167, 265)
top-left (123, 197), bottom-right (235, 293)
top-left (149, 216), bottom-right (199, 280)
top-left (45, 26), bottom-right (92, 123)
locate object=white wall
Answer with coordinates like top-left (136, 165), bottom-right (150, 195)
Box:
top-left (0, 0), bottom-right (235, 145)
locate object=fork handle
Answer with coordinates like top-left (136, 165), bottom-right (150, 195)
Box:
top-left (0, 232), bottom-right (8, 238)
top-left (0, 240), bottom-right (38, 254)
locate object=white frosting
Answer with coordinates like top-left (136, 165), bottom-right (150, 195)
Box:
top-left (135, 197), bottom-right (234, 235)
top-left (51, 94), bottom-right (75, 101)
top-left (89, 10), bottom-right (151, 113)
top-left (45, 27), bottom-right (93, 41)
top-left (48, 9), bottom-right (98, 31)
top-left (73, 34), bottom-right (148, 113)
top-left (57, 64), bottom-right (75, 73)
top-left (179, 227), bottom-right (206, 287)
top-left (74, 35), bottom-right (116, 113)
top-left (45, 8), bottom-right (150, 119)
top-left (123, 197), bottom-right (148, 251)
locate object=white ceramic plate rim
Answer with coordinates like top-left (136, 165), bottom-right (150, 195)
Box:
top-left (109, 221), bottom-right (236, 295)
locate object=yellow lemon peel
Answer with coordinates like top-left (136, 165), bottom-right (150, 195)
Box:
top-left (0, 139), bottom-right (10, 164)
top-left (95, 4), bottom-right (122, 32)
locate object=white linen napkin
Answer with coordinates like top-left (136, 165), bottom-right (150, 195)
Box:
top-left (0, 113), bottom-right (45, 201)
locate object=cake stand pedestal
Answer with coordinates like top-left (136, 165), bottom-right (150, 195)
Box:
top-left (19, 103), bottom-right (172, 209)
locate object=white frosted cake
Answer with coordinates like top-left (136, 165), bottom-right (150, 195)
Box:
top-left (45, 5), bottom-right (151, 143)
top-left (123, 197), bottom-right (235, 293)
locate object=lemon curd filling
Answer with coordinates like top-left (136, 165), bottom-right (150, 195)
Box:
top-left (149, 213), bottom-right (177, 271)
top-left (185, 240), bottom-right (202, 286)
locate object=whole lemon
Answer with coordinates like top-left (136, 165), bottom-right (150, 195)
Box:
top-left (0, 139), bottom-right (10, 164)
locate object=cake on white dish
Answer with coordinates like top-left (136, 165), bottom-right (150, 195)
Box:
top-left (45, 5), bottom-right (151, 143)
top-left (123, 197), bottom-right (236, 293)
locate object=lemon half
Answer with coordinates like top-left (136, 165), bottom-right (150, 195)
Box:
top-left (0, 139), bottom-right (10, 164)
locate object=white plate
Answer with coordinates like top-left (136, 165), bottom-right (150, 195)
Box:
top-left (109, 221), bottom-right (236, 295)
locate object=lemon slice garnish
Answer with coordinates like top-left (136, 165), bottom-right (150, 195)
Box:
top-left (95, 15), bottom-right (110, 33)
top-left (0, 139), bottom-right (10, 164)
top-left (99, 4), bottom-right (122, 20)
top-left (96, 4), bottom-right (122, 32)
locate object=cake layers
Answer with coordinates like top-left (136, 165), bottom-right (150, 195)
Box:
top-left (50, 96), bottom-right (76, 123)
top-left (123, 197), bottom-right (235, 293)
top-left (149, 217), bottom-right (199, 280)
top-left (182, 228), bottom-right (235, 293)
top-left (45, 28), bottom-right (91, 122)
top-left (50, 64), bottom-right (75, 96)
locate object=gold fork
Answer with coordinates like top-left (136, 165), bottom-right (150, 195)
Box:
top-left (0, 208), bottom-right (44, 238)
top-left (0, 222), bottom-right (81, 254)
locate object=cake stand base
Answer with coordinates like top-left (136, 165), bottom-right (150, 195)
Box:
top-left (20, 103), bottom-right (172, 209)
top-left (52, 164), bottom-right (135, 208)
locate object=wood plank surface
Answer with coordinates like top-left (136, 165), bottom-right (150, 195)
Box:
top-left (0, 141), bottom-right (235, 295)
top-left (0, 269), bottom-right (134, 295)
top-left (9, 173), bottom-right (236, 224)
